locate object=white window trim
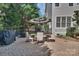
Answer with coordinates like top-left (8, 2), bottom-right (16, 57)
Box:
top-left (55, 16), bottom-right (66, 29)
top-left (61, 17), bottom-right (66, 27)
top-left (66, 16), bottom-right (72, 27)
top-left (54, 3), bottom-right (61, 8)
top-left (56, 17), bottom-right (61, 28)
top-left (55, 16), bottom-right (72, 29)
top-left (69, 3), bottom-right (74, 6)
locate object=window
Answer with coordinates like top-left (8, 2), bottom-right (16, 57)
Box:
top-left (77, 3), bottom-right (79, 5)
top-left (56, 16), bottom-right (71, 28)
top-left (67, 17), bottom-right (71, 27)
top-left (55, 3), bottom-right (59, 7)
top-left (62, 17), bottom-right (66, 27)
top-left (69, 3), bottom-right (73, 6)
top-left (56, 17), bottom-right (61, 27)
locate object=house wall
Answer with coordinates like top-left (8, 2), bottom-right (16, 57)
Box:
top-left (45, 3), bottom-right (52, 19)
top-left (45, 3), bottom-right (52, 33)
top-left (52, 3), bottom-right (79, 35)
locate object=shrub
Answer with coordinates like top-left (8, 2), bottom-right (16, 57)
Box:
top-left (66, 27), bottom-right (76, 37)
top-left (74, 28), bottom-right (79, 36)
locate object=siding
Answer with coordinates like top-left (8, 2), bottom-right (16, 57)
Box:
top-left (52, 3), bottom-right (79, 35)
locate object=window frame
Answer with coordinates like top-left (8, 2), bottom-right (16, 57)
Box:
top-left (67, 16), bottom-right (71, 27)
top-left (69, 3), bottom-right (73, 6)
top-left (56, 17), bottom-right (61, 27)
top-left (77, 3), bottom-right (79, 5)
top-left (55, 3), bottom-right (59, 7)
top-left (56, 16), bottom-right (71, 28)
top-left (61, 17), bottom-right (66, 27)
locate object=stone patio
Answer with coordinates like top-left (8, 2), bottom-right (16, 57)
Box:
top-left (0, 37), bottom-right (48, 56)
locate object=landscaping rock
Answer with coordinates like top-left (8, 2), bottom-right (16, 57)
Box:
top-left (25, 39), bottom-right (31, 42)
top-left (47, 39), bottom-right (55, 42)
top-left (37, 41), bottom-right (44, 43)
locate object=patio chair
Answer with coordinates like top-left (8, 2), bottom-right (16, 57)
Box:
top-left (26, 32), bottom-right (33, 42)
top-left (30, 34), bottom-right (37, 41)
top-left (47, 34), bottom-right (55, 42)
top-left (36, 32), bottom-right (44, 43)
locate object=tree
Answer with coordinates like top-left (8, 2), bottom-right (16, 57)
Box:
top-left (0, 3), bottom-right (40, 38)
top-left (71, 10), bottom-right (79, 37)
top-left (0, 3), bottom-right (40, 31)
top-left (73, 10), bottom-right (79, 27)
top-left (0, 4), bottom-right (10, 30)
top-left (0, 4), bottom-right (22, 30)
top-left (20, 4), bottom-right (40, 31)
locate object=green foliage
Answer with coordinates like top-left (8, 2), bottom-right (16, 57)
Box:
top-left (66, 10), bottom-right (79, 37)
top-left (66, 27), bottom-right (76, 37)
top-left (44, 24), bottom-right (49, 32)
top-left (20, 4), bottom-right (39, 19)
top-left (0, 4), bottom-right (22, 30)
top-left (0, 3), bottom-right (40, 30)
top-left (19, 3), bottom-right (40, 30)
top-left (67, 10), bottom-right (79, 37)
top-left (72, 10), bottom-right (79, 26)
top-left (73, 27), bottom-right (79, 37)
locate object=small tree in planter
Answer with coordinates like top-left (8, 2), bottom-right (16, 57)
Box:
top-left (66, 10), bottom-right (79, 38)
top-left (72, 10), bottom-right (79, 37)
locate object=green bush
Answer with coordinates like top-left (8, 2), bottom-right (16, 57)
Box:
top-left (66, 27), bottom-right (76, 37)
top-left (74, 28), bottom-right (79, 36)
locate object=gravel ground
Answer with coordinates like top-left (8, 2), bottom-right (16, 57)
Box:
top-left (0, 38), bottom-right (48, 56)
